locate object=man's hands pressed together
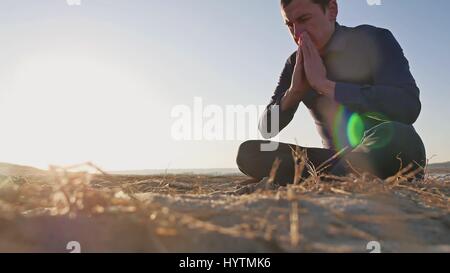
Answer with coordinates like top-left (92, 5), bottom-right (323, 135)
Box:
top-left (301, 32), bottom-right (336, 98)
top-left (281, 32), bottom-right (336, 112)
top-left (280, 45), bottom-right (311, 112)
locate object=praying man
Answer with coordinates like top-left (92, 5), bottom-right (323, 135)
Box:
top-left (236, 0), bottom-right (426, 185)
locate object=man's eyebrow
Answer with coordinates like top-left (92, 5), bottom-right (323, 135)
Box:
top-left (285, 13), bottom-right (312, 25)
top-left (295, 13), bottom-right (311, 21)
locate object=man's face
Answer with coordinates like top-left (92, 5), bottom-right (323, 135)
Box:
top-left (281, 0), bottom-right (337, 52)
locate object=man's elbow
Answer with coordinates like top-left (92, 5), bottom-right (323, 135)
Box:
top-left (258, 119), bottom-right (279, 139)
top-left (258, 109), bottom-right (284, 139)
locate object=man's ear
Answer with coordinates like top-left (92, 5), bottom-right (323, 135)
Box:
top-left (327, 0), bottom-right (338, 22)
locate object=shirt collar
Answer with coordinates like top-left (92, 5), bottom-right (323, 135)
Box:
top-left (322, 22), bottom-right (347, 55)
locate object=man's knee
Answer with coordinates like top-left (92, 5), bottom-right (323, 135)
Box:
top-left (386, 122), bottom-right (423, 149)
top-left (361, 121), bottom-right (426, 178)
top-left (236, 140), bottom-right (263, 170)
top-left (364, 121), bottom-right (420, 147)
top-left (391, 121), bottom-right (413, 130)
top-left (380, 121), bottom-right (415, 134)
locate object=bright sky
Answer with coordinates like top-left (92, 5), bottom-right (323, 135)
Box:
top-left (0, 0), bottom-right (449, 171)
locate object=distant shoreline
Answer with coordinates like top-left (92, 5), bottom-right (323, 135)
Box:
top-left (1, 162), bottom-right (450, 176)
top-left (108, 168), bottom-right (242, 176)
top-left (109, 162), bottom-right (450, 176)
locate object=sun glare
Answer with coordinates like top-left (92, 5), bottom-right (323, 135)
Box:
top-left (0, 54), bottom-right (149, 170)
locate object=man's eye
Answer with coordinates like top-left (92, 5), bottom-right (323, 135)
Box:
top-left (299, 17), bottom-right (310, 23)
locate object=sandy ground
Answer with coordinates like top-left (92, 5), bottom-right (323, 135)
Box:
top-left (0, 165), bottom-right (448, 253)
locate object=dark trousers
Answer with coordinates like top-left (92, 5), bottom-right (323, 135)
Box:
top-left (236, 121), bottom-right (426, 185)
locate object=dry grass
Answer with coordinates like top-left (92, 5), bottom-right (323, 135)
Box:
top-left (0, 160), bottom-right (448, 253)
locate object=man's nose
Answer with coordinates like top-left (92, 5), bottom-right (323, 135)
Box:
top-left (293, 24), bottom-right (306, 42)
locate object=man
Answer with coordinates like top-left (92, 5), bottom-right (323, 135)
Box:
top-left (236, 0), bottom-right (426, 186)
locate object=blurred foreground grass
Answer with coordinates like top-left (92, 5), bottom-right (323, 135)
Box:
top-left (0, 162), bottom-right (448, 253)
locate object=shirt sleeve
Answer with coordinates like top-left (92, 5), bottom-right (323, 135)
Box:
top-left (258, 52), bottom-right (299, 139)
top-left (334, 28), bottom-right (421, 125)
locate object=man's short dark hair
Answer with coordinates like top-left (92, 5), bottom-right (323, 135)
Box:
top-left (281, 0), bottom-right (331, 12)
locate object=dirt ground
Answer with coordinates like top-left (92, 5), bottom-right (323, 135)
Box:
top-left (0, 164), bottom-right (448, 253)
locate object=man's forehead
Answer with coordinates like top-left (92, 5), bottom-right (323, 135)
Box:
top-left (281, 0), bottom-right (315, 21)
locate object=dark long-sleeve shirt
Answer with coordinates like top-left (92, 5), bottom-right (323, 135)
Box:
top-left (259, 23), bottom-right (421, 150)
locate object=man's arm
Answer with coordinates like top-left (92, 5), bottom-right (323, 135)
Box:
top-left (259, 49), bottom-right (310, 139)
top-left (333, 28), bottom-right (421, 125)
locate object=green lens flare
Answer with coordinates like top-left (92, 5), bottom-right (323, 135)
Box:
top-left (347, 113), bottom-right (365, 148)
top-left (370, 121), bottom-right (395, 149)
top-left (332, 107), bottom-right (392, 150)
top-left (332, 106), bottom-right (346, 150)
